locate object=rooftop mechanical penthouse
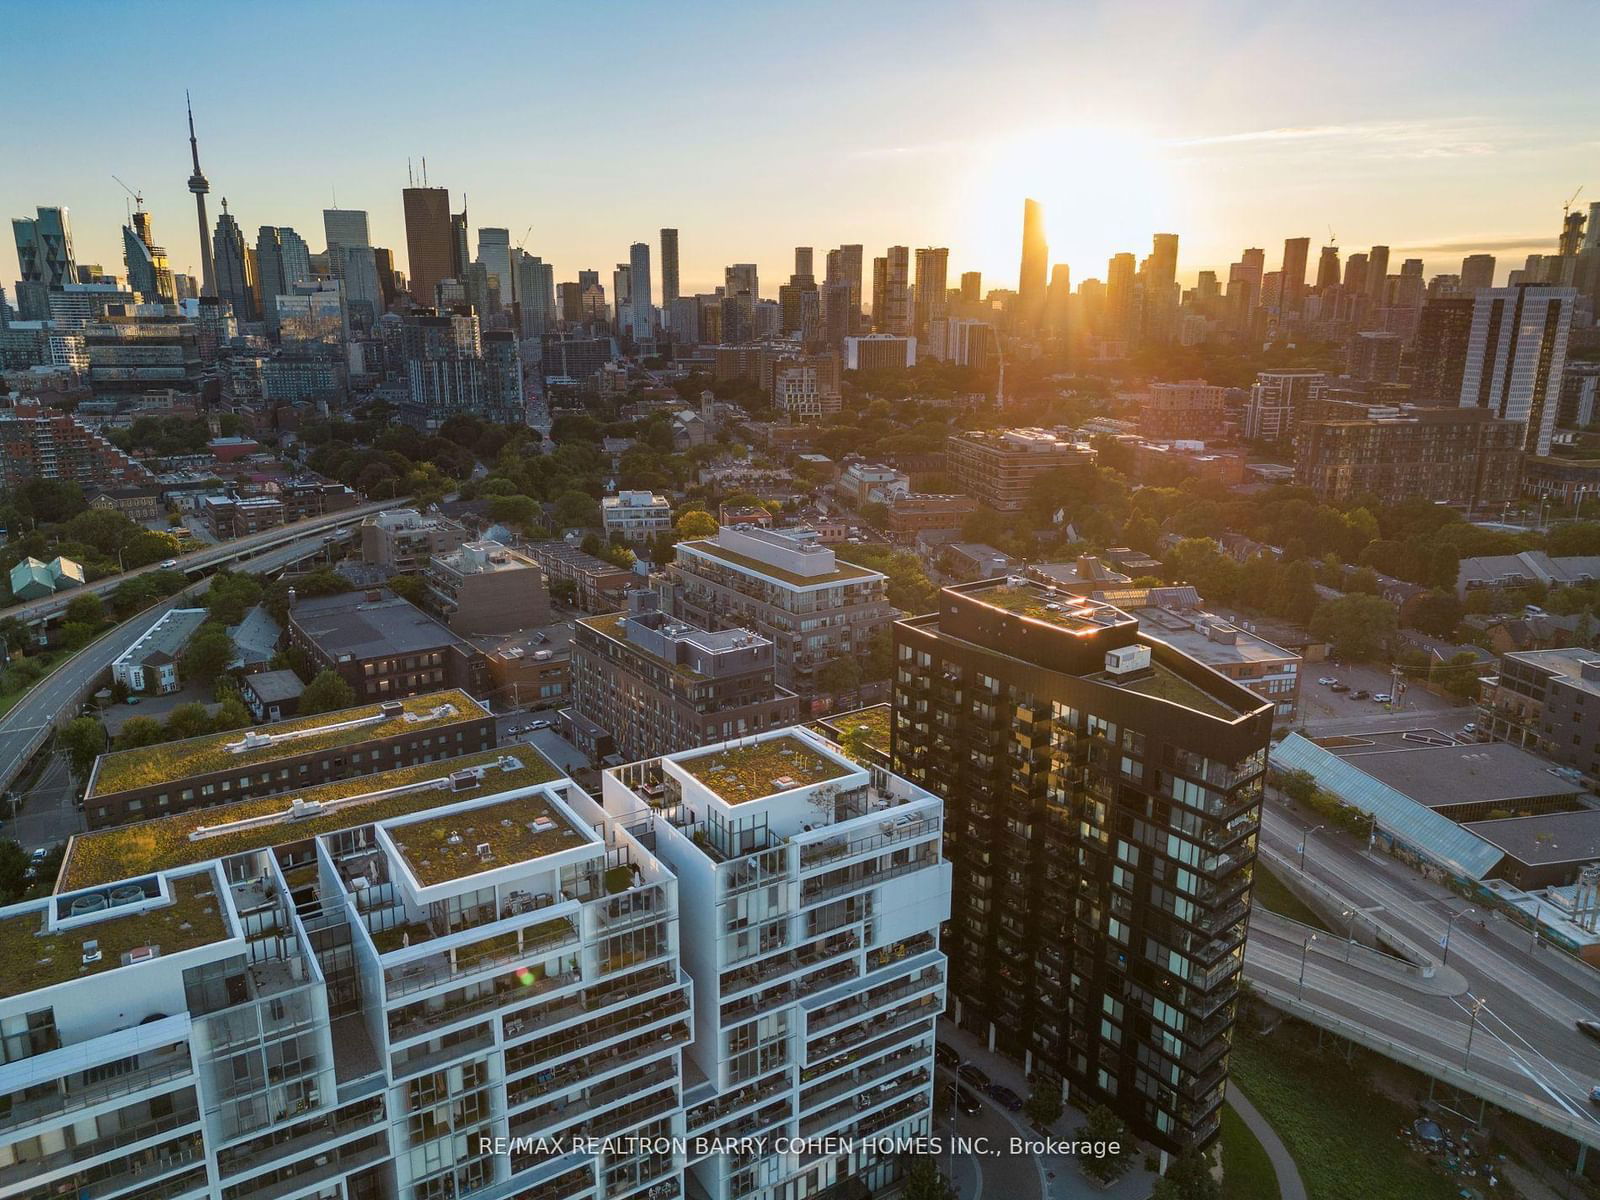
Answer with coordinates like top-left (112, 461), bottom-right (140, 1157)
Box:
top-left (893, 577), bottom-right (1272, 1156)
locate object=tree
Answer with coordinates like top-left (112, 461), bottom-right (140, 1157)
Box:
top-left (0, 839), bottom-right (29, 903)
top-left (1153, 1150), bottom-right (1222, 1200)
top-left (59, 717), bottom-right (106, 780)
top-left (1078, 1104), bottom-right (1131, 1184)
top-left (181, 624), bottom-right (234, 684)
top-left (674, 509), bottom-right (718, 539)
top-left (60, 621), bottom-right (100, 651)
top-left (388, 573), bottom-right (427, 606)
top-left (1277, 768), bottom-right (1318, 806)
top-left (1310, 593), bottom-right (1397, 662)
top-left (115, 716), bottom-right (168, 749)
top-left (1023, 1081), bottom-right (1063, 1129)
top-left (1407, 590), bottom-right (1463, 639)
top-left (816, 656), bottom-right (862, 699)
top-left (299, 669), bottom-right (356, 715)
top-left (901, 1157), bottom-right (956, 1200)
top-left (213, 695), bottom-right (250, 732)
top-left (165, 702), bottom-right (215, 742)
top-left (63, 593), bottom-right (106, 627)
top-left (552, 490), bottom-right (601, 529)
top-left (488, 493), bottom-right (540, 530)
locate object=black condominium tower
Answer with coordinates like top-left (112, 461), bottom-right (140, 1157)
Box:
top-left (893, 577), bottom-right (1272, 1155)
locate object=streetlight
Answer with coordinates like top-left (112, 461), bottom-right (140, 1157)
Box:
top-left (1298, 825), bottom-right (1324, 873)
top-left (1442, 906), bottom-right (1475, 967)
top-left (1342, 908), bottom-right (1357, 963)
top-left (1464, 996), bottom-right (1487, 1067)
top-left (1297, 934), bottom-right (1318, 998)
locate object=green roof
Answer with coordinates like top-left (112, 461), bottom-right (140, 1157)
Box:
top-left (388, 793), bottom-right (588, 887)
top-left (88, 689), bottom-right (484, 799)
top-left (677, 734), bottom-right (852, 805)
top-left (60, 746), bottom-right (564, 890)
top-left (815, 704), bottom-right (893, 763)
top-left (678, 539), bottom-right (882, 588)
top-left (0, 871), bottom-right (230, 999)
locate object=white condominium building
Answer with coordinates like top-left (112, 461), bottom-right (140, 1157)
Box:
top-left (603, 724), bottom-right (951, 1200)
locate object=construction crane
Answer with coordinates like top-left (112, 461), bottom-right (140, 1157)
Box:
top-left (112, 174), bottom-right (145, 212)
top-left (515, 225), bottom-right (533, 252)
top-left (1565, 187), bottom-right (1585, 218)
top-left (1327, 224), bottom-right (1337, 246)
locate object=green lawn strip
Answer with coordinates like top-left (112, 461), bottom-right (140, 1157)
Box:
top-left (0, 647), bottom-right (74, 719)
top-left (1230, 1033), bottom-right (1460, 1200)
top-left (1219, 1101), bottom-right (1280, 1200)
top-left (1252, 864), bottom-right (1334, 933)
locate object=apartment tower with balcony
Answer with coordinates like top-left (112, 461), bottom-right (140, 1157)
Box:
top-left (892, 577), bottom-right (1272, 1155)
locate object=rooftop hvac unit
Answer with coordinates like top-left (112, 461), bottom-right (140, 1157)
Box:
top-left (450, 770), bottom-right (480, 791)
top-left (476, 843), bottom-right (493, 860)
top-left (122, 945), bottom-right (161, 965)
top-left (1105, 645), bottom-right (1152, 677)
top-left (380, 701), bottom-right (404, 718)
top-left (81, 939), bottom-right (101, 964)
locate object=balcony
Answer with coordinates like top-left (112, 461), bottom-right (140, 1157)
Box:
top-left (720, 931), bottom-right (860, 997)
top-left (0, 1047), bottom-right (192, 1136)
top-left (384, 917), bottom-right (581, 1001)
top-left (800, 1066), bottom-right (930, 1138)
top-left (686, 1071), bottom-right (790, 1131)
top-left (388, 960), bottom-right (582, 1044)
top-left (806, 993), bottom-right (940, 1062)
top-left (0, 1108), bottom-right (202, 1191)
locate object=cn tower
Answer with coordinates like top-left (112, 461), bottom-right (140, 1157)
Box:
top-left (186, 91), bottom-right (217, 297)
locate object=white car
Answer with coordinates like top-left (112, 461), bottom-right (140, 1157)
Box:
top-left (1373, 692), bottom-right (1392, 703)
top-left (528, 719), bottom-right (552, 730)
top-left (160, 559), bottom-right (178, 569)
top-left (1317, 676), bottom-right (1337, 686)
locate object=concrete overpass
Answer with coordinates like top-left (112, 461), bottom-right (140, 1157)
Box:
top-left (2, 498), bottom-right (396, 627)
top-left (1243, 801), bottom-right (1600, 1162)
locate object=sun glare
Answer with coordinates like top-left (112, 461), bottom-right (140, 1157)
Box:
top-left (958, 126), bottom-right (1182, 288)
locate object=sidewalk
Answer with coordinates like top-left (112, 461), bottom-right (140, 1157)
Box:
top-left (1226, 1089), bottom-right (1307, 1200)
top-left (937, 1023), bottom-right (1159, 1200)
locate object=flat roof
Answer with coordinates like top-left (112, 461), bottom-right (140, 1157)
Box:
top-left (677, 733), bottom-right (852, 804)
top-left (678, 538), bottom-right (879, 588)
top-left (814, 704), bottom-right (893, 762)
top-left (115, 608), bottom-right (208, 668)
top-left (1100, 662), bottom-right (1245, 721)
top-left (1322, 737), bottom-right (1587, 809)
top-left (0, 871), bottom-right (230, 999)
top-left (966, 580), bottom-right (1134, 635)
top-left (289, 591), bottom-right (467, 658)
top-left (1502, 648), bottom-right (1600, 700)
top-left (61, 747), bottom-right (562, 890)
top-left (243, 669), bottom-right (306, 703)
top-left (387, 792), bottom-right (587, 887)
top-left (88, 689), bottom-right (484, 799)
top-left (1135, 609), bottom-right (1297, 668)
top-left (1464, 809), bottom-right (1600, 866)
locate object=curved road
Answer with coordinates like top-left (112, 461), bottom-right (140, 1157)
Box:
top-left (0, 530), bottom-right (369, 837)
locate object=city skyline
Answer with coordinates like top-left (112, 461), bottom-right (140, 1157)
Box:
top-left (2, 0), bottom-right (1593, 297)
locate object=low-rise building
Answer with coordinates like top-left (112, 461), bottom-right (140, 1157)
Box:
top-left (1138, 379), bottom-right (1225, 439)
top-left (573, 591), bottom-right (799, 762)
top-left (425, 540), bottom-right (551, 634)
top-left (525, 540), bottom-right (638, 611)
top-left (939, 542), bottom-right (1021, 581)
top-left (226, 603), bottom-right (281, 672)
top-left (601, 490), bottom-right (673, 544)
top-left (110, 607), bottom-right (208, 695)
top-left (669, 525), bottom-right (892, 694)
top-left (88, 484), bottom-right (161, 522)
top-left (837, 461), bottom-right (909, 505)
top-left (239, 667), bottom-right (306, 721)
top-left (946, 427), bottom-right (1096, 513)
top-left (843, 332), bottom-right (916, 370)
top-left (0, 400), bottom-right (151, 491)
top-left (486, 630), bottom-right (571, 711)
top-left (81, 687), bottom-right (494, 828)
top-left (287, 590), bottom-right (491, 700)
top-left (359, 507), bottom-right (468, 574)
top-left (199, 493), bottom-right (284, 538)
top-left (8, 554), bottom-right (84, 601)
top-left (1478, 648), bottom-right (1600, 775)
top-left (884, 492), bottom-right (978, 534)
top-left (1121, 593), bottom-right (1303, 721)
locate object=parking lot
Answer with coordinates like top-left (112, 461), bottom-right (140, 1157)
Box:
top-left (1300, 660), bottom-right (1472, 736)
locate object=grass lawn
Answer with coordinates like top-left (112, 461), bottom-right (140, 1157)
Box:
top-left (1231, 1032), bottom-right (1460, 1200)
top-left (1252, 864), bottom-right (1334, 932)
top-left (0, 647), bottom-right (72, 719)
top-left (1220, 1102), bottom-right (1280, 1200)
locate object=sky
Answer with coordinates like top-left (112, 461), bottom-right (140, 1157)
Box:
top-left (3, 0), bottom-right (1596, 300)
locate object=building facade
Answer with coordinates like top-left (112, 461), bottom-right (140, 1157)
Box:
top-left (1294, 407), bottom-right (1524, 507)
top-left (424, 540), bottom-right (552, 635)
top-left (669, 526), bottom-right (892, 695)
top-left (601, 491), bottom-right (672, 545)
top-left (1458, 285), bottom-right (1576, 456)
top-left (573, 593), bottom-right (799, 762)
top-left (286, 591), bottom-right (490, 701)
top-left (893, 577), bottom-right (1272, 1155)
top-left (946, 428), bottom-right (1097, 514)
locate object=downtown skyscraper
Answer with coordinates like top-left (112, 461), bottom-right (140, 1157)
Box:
top-left (1459, 284), bottom-right (1576, 455)
top-left (1018, 197), bottom-right (1048, 330)
top-left (402, 185), bottom-right (453, 306)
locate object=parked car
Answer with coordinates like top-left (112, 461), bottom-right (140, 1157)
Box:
top-left (1329, 682), bottom-right (1349, 693)
top-left (957, 1063), bottom-right (991, 1090)
top-left (1352, 689), bottom-right (1370, 700)
top-left (1373, 692), bottom-right (1392, 703)
top-left (986, 1084), bottom-right (1024, 1111)
top-left (1317, 676), bottom-right (1337, 686)
top-left (1459, 723), bottom-right (1477, 736)
top-left (935, 1042), bottom-right (960, 1069)
top-left (528, 719), bottom-right (551, 730)
top-left (946, 1083), bottom-right (982, 1116)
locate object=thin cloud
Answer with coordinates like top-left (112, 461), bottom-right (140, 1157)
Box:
top-left (1396, 235), bottom-right (1556, 254)
top-left (1168, 118), bottom-right (1500, 158)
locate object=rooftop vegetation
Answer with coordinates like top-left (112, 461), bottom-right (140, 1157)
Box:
top-left (388, 794), bottom-right (586, 887)
top-left (0, 871), bottom-right (229, 998)
top-left (88, 688), bottom-right (482, 798)
top-left (973, 584), bottom-right (1111, 631)
top-left (678, 734), bottom-right (851, 805)
top-left (60, 747), bottom-right (563, 890)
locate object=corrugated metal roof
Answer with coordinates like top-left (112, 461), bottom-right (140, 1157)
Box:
top-left (1272, 732), bottom-right (1506, 880)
